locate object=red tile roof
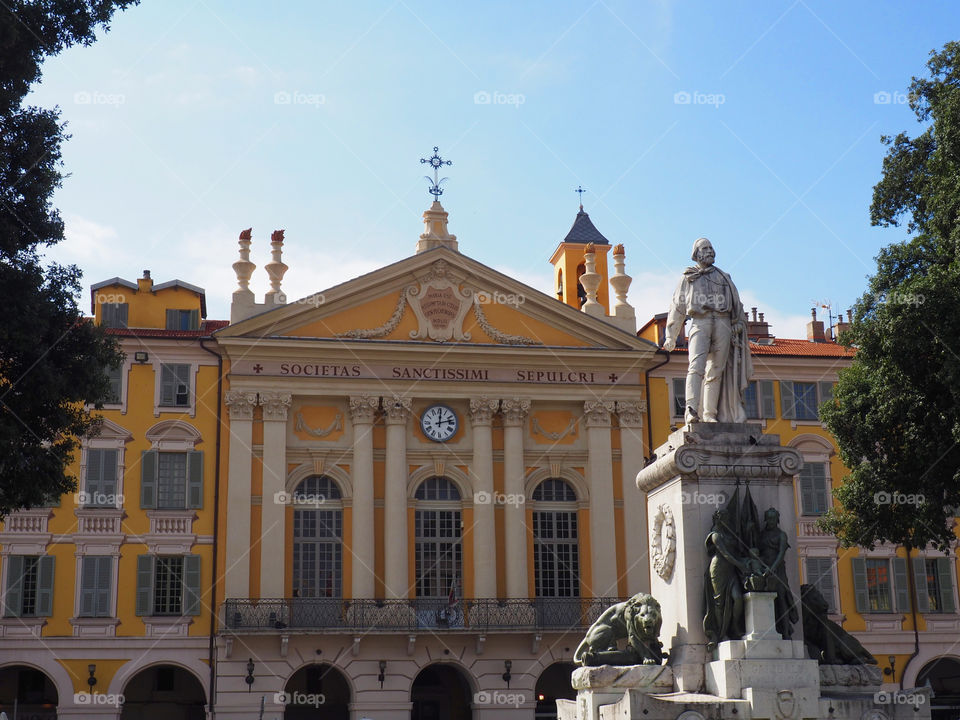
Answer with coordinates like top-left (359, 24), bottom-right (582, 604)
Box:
top-left (670, 337), bottom-right (855, 358)
top-left (104, 320), bottom-right (229, 338)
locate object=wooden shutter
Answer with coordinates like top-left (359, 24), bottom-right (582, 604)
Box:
top-left (174, 364), bottom-right (191, 406)
top-left (779, 381), bottom-right (796, 419)
top-left (759, 380), bottom-right (776, 418)
top-left (852, 557), bottom-right (869, 612)
top-left (140, 450), bottom-right (158, 508)
top-left (160, 365), bottom-right (176, 405)
top-left (79, 557), bottom-right (97, 616)
top-left (86, 449), bottom-right (103, 504)
top-left (937, 558), bottom-right (956, 613)
top-left (4, 556), bottom-right (24, 617)
top-left (818, 381), bottom-right (834, 405)
top-left (672, 377), bottom-right (685, 417)
top-left (806, 557), bottom-right (836, 613)
top-left (165, 309), bottom-right (178, 330)
top-left (117, 303), bottom-right (128, 328)
top-left (189, 309), bottom-right (200, 330)
top-left (36, 556), bottom-right (55, 616)
top-left (186, 451), bottom-right (204, 509)
top-left (893, 557), bottom-right (910, 612)
top-left (101, 449), bottom-right (118, 502)
top-left (136, 555), bottom-right (155, 616)
top-left (912, 558), bottom-right (930, 612)
top-left (95, 557), bottom-right (112, 617)
top-left (183, 554), bottom-right (202, 615)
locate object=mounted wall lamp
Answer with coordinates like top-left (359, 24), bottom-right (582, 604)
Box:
top-left (502, 659), bottom-right (512, 688)
top-left (87, 664), bottom-right (97, 690)
top-left (134, 351), bottom-right (148, 363)
top-left (245, 658), bottom-right (255, 691)
top-left (378, 660), bottom-right (387, 689)
top-left (884, 655), bottom-right (896, 677)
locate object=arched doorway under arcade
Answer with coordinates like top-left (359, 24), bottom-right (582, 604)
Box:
top-left (0, 665), bottom-right (58, 719)
top-left (535, 662), bottom-right (576, 719)
top-left (281, 663), bottom-right (350, 720)
top-left (411, 664), bottom-right (473, 720)
top-left (120, 664), bottom-right (206, 720)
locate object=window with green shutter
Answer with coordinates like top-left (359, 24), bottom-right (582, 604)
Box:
top-left (165, 309), bottom-right (200, 331)
top-left (4, 556), bottom-right (54, 617)
top-left (136, 554), bottom-right (201, 617)
top-left (759, 380), bottom-right (776, 418)
top-left (79, 556), bottom-right (113, 617)
top-left (914, 556), bottom-right (957, 613)
top-left (159, 364), bottom-right (191, 407)
top-left (798, 462), bottom-right (829, 516)
top-left (101, 302), bottom-right (128, 328)
top-left (672, 377), bottom-right (685, 418)
top-left (854, 557), bottom-right (894, 612)
top-left (84, 448), bottom-right (118, 507)
top-left (105, 364), bottom-right (123, 404)
top-left (805, 557), bottom-right (837, 613)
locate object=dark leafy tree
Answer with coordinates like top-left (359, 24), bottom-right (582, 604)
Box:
top-left (0, 1), bottom-right (136, 514)
top-left (819, 42), bottom-right (960, 554)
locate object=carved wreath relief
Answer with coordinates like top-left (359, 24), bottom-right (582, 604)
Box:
top-left (650, 504), bottom-right (676, 581)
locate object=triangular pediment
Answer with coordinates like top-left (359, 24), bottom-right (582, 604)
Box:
top-left (216, 248), bottom-right (655, 353)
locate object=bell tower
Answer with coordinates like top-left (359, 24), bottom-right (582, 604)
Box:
top-left (549, 191), bottom-right (612, 313)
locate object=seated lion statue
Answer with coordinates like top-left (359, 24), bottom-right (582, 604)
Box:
top-left (574, 593), bottom-right (664, 666)
top-left (801, 584), bottom-right (876, 665)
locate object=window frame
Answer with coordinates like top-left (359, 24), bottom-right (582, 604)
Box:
top-left (413, 477), bottom-right (462, 600)
top-left (531, 479), bottom-right (581, 599)
top-left (292, 476), bottom-right (343, 599)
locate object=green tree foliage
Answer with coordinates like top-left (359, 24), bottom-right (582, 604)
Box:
top-left (820, 42), bottom-right (960, 552)
top-left (0, 1), bottom-right (136, 514)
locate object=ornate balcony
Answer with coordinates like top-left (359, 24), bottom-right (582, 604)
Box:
top-left (222, 597), bottom-right (624, 633)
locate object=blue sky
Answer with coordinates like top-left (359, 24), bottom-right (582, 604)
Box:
top-left (31, 0), bottom-right (958, 338)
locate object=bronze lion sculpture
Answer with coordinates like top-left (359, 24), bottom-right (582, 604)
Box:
top-left (801, 584), bottom-right (876, 665)
top-left (574, 593), bottom-right (664, 666)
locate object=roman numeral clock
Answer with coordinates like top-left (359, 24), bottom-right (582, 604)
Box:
top-left (420, 404), bottom-right (459, 442)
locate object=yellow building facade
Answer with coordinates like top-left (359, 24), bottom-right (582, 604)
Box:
top-left (1, 201), bottom-right (958, 719)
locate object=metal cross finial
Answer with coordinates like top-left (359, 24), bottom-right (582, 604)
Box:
top-left (575, 185), bottom-right (585, 210)
top-left (421, 146), bottom-right (452, 200)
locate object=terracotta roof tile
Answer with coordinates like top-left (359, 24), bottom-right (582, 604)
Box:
top-left (670, 337), bottom-right (855, 358)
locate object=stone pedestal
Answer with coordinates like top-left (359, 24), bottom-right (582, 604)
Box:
top-left (636, 422), bottom-right (804, 692)
top-left (557, 665), bottom-right (673, 720)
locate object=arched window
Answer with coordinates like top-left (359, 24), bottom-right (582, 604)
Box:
top-left (292, 476), bottom-right (343, 598)
top-left (532, 478), bottom-right (580, 598)
top-left (414, 477), bottom-right (461, 598)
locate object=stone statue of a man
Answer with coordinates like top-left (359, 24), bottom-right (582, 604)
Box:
top-left (663, 238), bottom-right (753, 424)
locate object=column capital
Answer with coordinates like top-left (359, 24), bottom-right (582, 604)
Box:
top-left (469, 397), bottom-right (499, 426)
top-left (615, 399), bottom-right (647, 427)
top-left (384, 396), bottom-right (413, 425)
top-left (259, 391), bottom-right (292, 421)
top-left (225, 390), bottom-right (258, 420)
top-left (500, 397), bottom-right (530, 426)
top-left (583, 399), bottom-right (615, 427)
top-left (349, 395), bottom-right (380, 424)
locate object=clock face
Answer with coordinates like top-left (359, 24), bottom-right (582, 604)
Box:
top-left (421, 404), bottom-right (458, 442)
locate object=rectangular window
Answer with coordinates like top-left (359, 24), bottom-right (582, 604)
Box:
top-left (780, 381), bottom-right (832, 420)
top-left (798, 462), bottom-right (829, 516)
top-left (913, 556), bottom-right (957, 613)
top-left (79, 556), bottom-right (113, 617)
top-left (415, 509), bottom-right (462, 598)
top-left (3, 556), bottom-right (54, 617)
top-left (159, 364), bottom-right (191, 407)
top-left (864, 558), bottom-right (893, 612)
top-left (533, 510), bottom-right (580, 598)
top-left (100, 303), bottom-right (128, 328)
top-left (83, 448), bottom-right (119, 507)
top-left (672, 377), bottom-right (685, 418)
top-left (153, 556), bottom-right (184, 615)
top-left (165, 309), bottom-right (199, 331)
top-left (105, 364), bottom-right (123, 404)
top-left (804, 557), bottom-right (837, 613)
top-left (744, 381), bottom-right (759, 419)
top-left (793, 382), bottom-right (818, 420)
top-left (157, 453), bottom-right (187, 509)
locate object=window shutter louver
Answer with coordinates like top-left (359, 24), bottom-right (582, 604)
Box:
top-left (759, 380), bottom-right (776, 418)
top-left (36, 556), bottom-right (55, 616)
top-left (852, 558), bottom-right (869, 613)
top-left (141, 450), bottom-right (158, 508)
top-left (187, 451), bottom-right (203, 509)
top-left (189, 309), bottom-right (199, 330)
top-left (80, 557), bottom-right (98, 616)
top-left (818, 381), bottom-right (834, 405)
top-left (937, 558), bottom-right (956, 613)
top-left (912, 558), bottom-right (930, 612)
top-left (101, 449), bottom-right (118, 503)
top-left (184, 554), bottom-right (202, 615)
top-left (893, 557), bottom-right (910, 612)
top-left (672, 377), bottom-right (685, 417)
top-left (780, 381), bottom-right (796, 419)
top-left (136, 555), bottom-right (154, 616)
top-left (806, 557), bottom-right (837, 613)
top-left (96, 557), bottom-right (112, 617)
top-left (165, 309), bottom-right (178, 330)
top-left (117, 303), bottom-right (128, 328)
top-left (4, 556), bottom-right (24, 617)
top-left (86, 450), bottom-right (103, 504)
top-left (160, 365), bottom-right (176, 405)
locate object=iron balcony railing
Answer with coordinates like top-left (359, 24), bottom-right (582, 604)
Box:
top-left (222, 597), bottom-right (624, 633)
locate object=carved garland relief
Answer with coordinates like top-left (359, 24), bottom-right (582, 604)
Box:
top-left (650, 504), bottom-right (676, 581)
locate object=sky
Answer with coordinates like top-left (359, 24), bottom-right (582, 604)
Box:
top-left (29, 0), bottom-right (960, 338)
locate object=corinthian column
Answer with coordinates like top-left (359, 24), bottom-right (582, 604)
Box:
top-left (469, 397), bottom-right (499, 598)
top-left (501, 397), bottom-right (530, 599)
top-left (383, 396), bottom-right (412, 598)
top-left (224, 390), bottom-right (258, 599)
top-left (584, 399), bottom-right (617, 597)
top-left (349, 395), bottom-right (379, 599)
top-left (260, 391), bottom-right (291, 598)
top-left (616, 400), bottom-right (649, 595)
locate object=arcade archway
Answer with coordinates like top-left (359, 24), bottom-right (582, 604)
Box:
top-left (411, 664), bottom-right (473, 720)
top-left (535, 662), bottom-right (576, 719)
top-left (917, 657), bottom-right (960, 720)
top-left (283, 664), bottom-right (350, 719)
top-left (0, 665), bottom-right (58, 719)
top-left (120, 665), bottom-right (206, 720)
